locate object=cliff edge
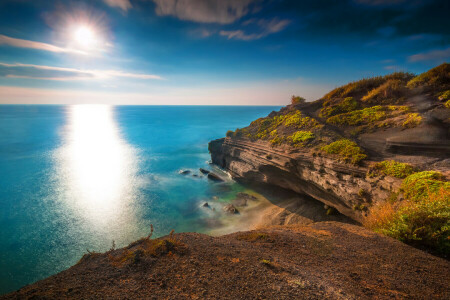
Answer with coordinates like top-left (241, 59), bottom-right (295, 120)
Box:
top-left (3, 222), bottom-right (449, 299)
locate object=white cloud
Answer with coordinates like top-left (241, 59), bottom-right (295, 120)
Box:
top-left (152, 0), bottom-right (256, 24)
top-left (408, 47), bottom-right (450, 62)
top-left (103, 0), bottom-right (132, 12)
top-left (0, 62), bottom-right (163, 81)
top-left (0, 34), bottom-right (87, 55)
top-left (220, 18), bottom-right (290, 41)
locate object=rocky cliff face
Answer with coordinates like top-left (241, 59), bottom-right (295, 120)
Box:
top-left (209, 138), bottom-right (403, 222)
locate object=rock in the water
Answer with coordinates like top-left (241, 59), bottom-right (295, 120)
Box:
top-left (212, 196), bottom-right (219, 200)
top-left (202, 202), bottom-right (209, 208)
top-left (207, 173), bottom-right (224, 182)
top-left (223, 204), bottom-right (239, 214)
top-left (192, 174), bottom-right (199, 177)
top-left (179, 170), bottom-right (191, 175)
top-left (199, 168), bottom-right (210, 175)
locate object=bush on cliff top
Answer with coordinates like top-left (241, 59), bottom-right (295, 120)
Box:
top-left (368, 160), bottom-right (416, 179)
top-left (291, 95), bottom-right (305, 105)
top-left (321, 139), bottom-right (367, 164)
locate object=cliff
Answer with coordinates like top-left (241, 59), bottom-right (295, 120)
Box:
top-left (3, 222), bottom-right (449, 299)
top-left (209, 63), bottom-right (450, 254)
top-left (209, 138), bottom-right (399, 223)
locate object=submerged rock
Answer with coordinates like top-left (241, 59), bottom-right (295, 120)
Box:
top-left (223, 204), bottom-right (239, 214)
top-left (207, 173), bottom-right (224, 182)
top-left (202, 202), bottom-right (209, 208)
top-left (179, 170), bottom-right (191, 175)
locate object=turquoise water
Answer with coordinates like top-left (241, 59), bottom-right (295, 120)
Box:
top-left (0, 105), bottom-right (279, 294)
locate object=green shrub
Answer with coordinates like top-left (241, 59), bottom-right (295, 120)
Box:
top-left (319, 97), bottom-right (358, 118)
top-left (291, 95), bottom-right (306, 104)
top-left (288, 131), bottom-right (315, 145)
top-left (368, 160), bottom-right (416, 178)
top-left (270, 136), bottom-right (283, 146)
top-left (402, 113), bottom-right (422, 128)
top-left (445, 100), bottom-right (450, 109)
top-left (438, 90), bottom-right (450, 101)
top-left (401, 171), bottom-right (449, 202)
top-left (284, 111), bottom-right (320, 129)
top-left (326, 106), bottom-right (386, 126)
top-left (226, 130), bottom-right (234, 137)
top-left (321, 139), bottom-right (367, 164)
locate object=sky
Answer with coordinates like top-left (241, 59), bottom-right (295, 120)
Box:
top-left (0, 0), bottom-right (449, 105)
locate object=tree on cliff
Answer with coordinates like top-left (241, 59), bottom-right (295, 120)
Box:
top-left (291, 95), bottom-right (306, 104)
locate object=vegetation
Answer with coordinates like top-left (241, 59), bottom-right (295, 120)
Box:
top-left (368, 160), bottom-right (416, 178)
top-left (291, 95), bottom-right (306, 104)
top-left (326, 106), bottom-right (386, 126)
top-left (283, 111), bottom-right (321, 129)
top-left (321, 139), bottom-right (367, 164)
top-left (438, 90), bottom-right (450, 101)
top-left (445, 100), bottom-right (450, 109)
top-left (407, 63), bottom-right (450, 92)
top-left (226, 130), bottom-right (234, 137)
top-left (365, 185), bottom-right (449, 256)
top-left (326, 105), bottom-right (413, 129)
top-left (401, 171), bottom-right (449, 201)
top-left (366, 171), bottom-right (450, 256)
top-left (288, 131), bottom-right (315, 146)
top-left (361, 79), bottom-right (407, 105)
top-left (323, 72), bottom-right (414, 100)
top-left (319, 97), bottom-right (358, 118)
top-left (241, 109), bottom-right (322, 146)
top-left (402, 113), bottom-right (422, 128)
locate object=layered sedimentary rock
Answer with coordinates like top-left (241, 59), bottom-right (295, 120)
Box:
top-left (209, 138), bottom-right (404, 222)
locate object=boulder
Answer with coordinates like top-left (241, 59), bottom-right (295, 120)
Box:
top-left (207, 173), bottom-right (224, 182)
top-left (179, 170), bottom-right (191, 175)
top-left (199, 168), bottom-right (210, 175)
top-left (202, 202), bottom-right (209, 208)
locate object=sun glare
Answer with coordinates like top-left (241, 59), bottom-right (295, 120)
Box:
top-left (73, 25), bottom-right (96, 48)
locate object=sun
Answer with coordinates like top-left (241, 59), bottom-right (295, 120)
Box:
top-left (73, 25), bottom-right (96, 48)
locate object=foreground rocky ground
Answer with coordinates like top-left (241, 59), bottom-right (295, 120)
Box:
top-left (3, 222), bottom-right (449, 299)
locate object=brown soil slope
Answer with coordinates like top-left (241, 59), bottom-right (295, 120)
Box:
top-left (4, 222), bottom-right (449, 299)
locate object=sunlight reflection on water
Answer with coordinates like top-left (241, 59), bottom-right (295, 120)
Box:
top-left (55, 105), bottom-right (140, 234)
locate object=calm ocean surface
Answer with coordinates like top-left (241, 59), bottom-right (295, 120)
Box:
top-left (0, 105), bottom-right (280, 294)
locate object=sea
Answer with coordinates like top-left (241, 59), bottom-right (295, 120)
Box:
top-left (0, 105), bottom-right (280, 294)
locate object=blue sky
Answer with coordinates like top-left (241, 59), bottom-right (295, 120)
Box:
top-left (0, 0), bottom-right (449, 105)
